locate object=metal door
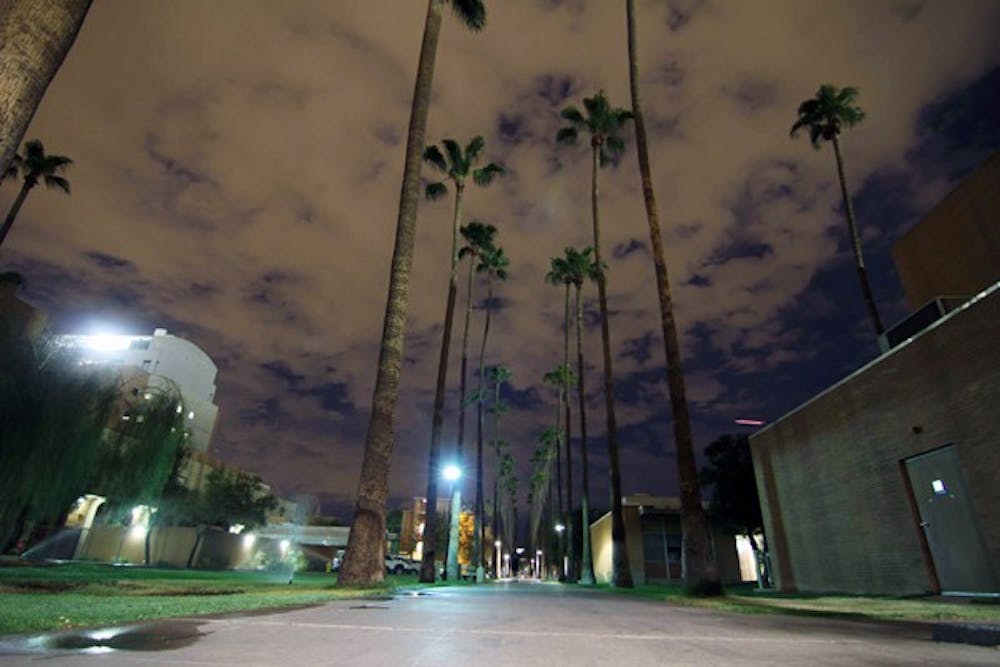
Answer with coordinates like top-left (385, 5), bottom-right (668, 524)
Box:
top-left (904, 445), bottom-right (997, 593)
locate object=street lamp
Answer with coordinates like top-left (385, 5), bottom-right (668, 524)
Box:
top-left (494, 540), bottom-right (502, 579)
top-left (554, 524), bottom-right (566, 579)
top-left (442, 463), bottom-right (463, 581)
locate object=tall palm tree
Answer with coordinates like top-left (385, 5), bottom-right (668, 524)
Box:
top-left (0, 0), bottom-right (91, 178)
top-left (419, 136), bottom-right (503, 582)
top-left (0, 139), bottom-right (71, 249)
top-left (543, 363), bottom-right (574, 579)
top-left (338, 0), bottom-right (487, 588)
top-left (472, 244), bottom-right (508, 581)
top-left (562, 246), bottom-right (599, 584)
top-left (529, 426), bottom-right (559, 557)
top-left (791, 84), bottom-right (884, 341)
top-left (547, 251), bottom-right (579, 579)
top-left (489, 364), bottom-right (511, 569)
top-left (626, 0), bottom-right (719, 592)
top-left (556, 91), bottom-right (634, 588)
top-left (445, 220), bottom-right (496, 581)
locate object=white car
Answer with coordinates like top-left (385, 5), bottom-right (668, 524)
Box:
top-left (385, 554), bottom-right (420, 575)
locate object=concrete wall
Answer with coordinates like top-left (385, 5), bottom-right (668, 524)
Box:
top-left (751, 287), bottom-right (1000, 594)
top-left (76, 525), bottom-right (264, 569)
top-left (892, 151), bottom-right (1000, 309)
top-left (591, 512), bottom-right (612, 584)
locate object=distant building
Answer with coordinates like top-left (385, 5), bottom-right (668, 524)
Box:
top-left (751, 153), bottom-right (1000, 595)
top-left (590, 495), bottom-right (747, 586)
top-left (59, 328), bottom-right (219, 453)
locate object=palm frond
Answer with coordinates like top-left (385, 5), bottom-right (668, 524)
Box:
top-left (425, 181), bottom-right (448, 201)
top-left (465, 135), bottom-right (485, 164)
top-left (44, 175), bottom-right (70, 193)
top-left (605, 135), bottom-right (626, 156)
top-left (442, 139), bottom-right (464, 175)
top-left (473, 162), bottom-right (504, 187)
top-left (449, 0), bottom-right (487, 31)
top-left (555, 127), bottom-right (578, 145)
top-left (423, 145), bottom-right (448, 173)
top-left (560, 106), bottom-right (585, 125)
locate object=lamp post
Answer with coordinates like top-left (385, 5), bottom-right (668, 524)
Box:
top-left (536, 549), bottom-right (544, 580)
top-left (554, 523), bottom-right (566, 580)
top-left (442, 464), bottom-right (462, 581)
top-left (494, 540), bottom-right (501, 579)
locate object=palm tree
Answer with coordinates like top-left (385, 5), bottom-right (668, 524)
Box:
top-left (0, 0), bottom-right (91, 178)
top-left (0, 139), bottom-right (72, 249)
top-left (547, 251), bottom-right (580, 579)
top-left (338, 0), bottom-right (487, 588)
top-left (791, 84), bottom-right (885, 341)
top-left (472, 244), bottom-right (508, 581)
top-left (626, 0), bottom-right (719, 592)
top-left (489, 364), bottom-right (511, 570)
top-left (556, 91), bottom-right (634, 587)
top-left (528, 426), bottom-right (559, 558)
top-left (561, 246), bottom-right (599, 584)
top-left (543, 363), bottom-right (574, 579)
top-left (419, 136), bottom-right (503, 582)
top-left (446, 220), bottom-right (496, 581)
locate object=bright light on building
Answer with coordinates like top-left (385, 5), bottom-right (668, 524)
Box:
top-left (243, 534), bottom-right (256, 548)
top-left (442, 464), bottom-right (462, 481)
top-left (554, 523), bottom-right (565, 533)
top-left (79, 334), bottom-right (137, 352)
top-left (280, 539), bottom-right (290, 554)
top-left (229, 523), bottom-right (246, 534)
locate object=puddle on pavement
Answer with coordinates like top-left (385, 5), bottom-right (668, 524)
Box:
top-left (12, 620), bottom-right (206, 655)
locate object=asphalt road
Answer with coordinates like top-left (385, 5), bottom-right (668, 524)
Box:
top-left (1, 581), bottom-right (996, 666)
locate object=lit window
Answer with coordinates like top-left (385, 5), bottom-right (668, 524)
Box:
top-left (931, 479), bottom-right (946, 495)
top-left (122, 414), bottom-right (131, 421)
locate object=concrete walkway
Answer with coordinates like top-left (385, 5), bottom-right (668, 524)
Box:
top-left (1, 582), bottom-right (997, 665)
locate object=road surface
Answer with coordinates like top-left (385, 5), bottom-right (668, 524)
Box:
top-left (1, 581), bottom-right (996, 665)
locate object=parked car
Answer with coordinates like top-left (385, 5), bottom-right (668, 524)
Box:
top-left (385, 554), bottom-right (419, 575)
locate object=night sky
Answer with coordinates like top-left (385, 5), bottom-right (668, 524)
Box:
top-left (2, 1), bottom-right (999, 518)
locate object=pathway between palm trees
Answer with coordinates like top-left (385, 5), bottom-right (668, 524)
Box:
top-left (0, 582), bottom-right (995, 666)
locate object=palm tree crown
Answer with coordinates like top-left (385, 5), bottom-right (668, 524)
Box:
top-left (448, 0), bottom-right (487, 30)
top-left (790, 84), bottom-right (865, 147)
top-left (5, 139), bottom-right (71, 192)
top-left (459, 221), bottom-right (498, 260)
top-left (556, 91), bottom-right (634, 163)
top-left (423, 136), bottom-right (504, 200)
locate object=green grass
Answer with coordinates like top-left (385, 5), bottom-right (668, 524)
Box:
top-left (603, 581), bottom-right (1000, 624)
top-left (0, 563), bottom-right (411, 635)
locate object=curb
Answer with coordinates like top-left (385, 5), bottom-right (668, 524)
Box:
top-left (932, 622), bottom-right (1000, 647)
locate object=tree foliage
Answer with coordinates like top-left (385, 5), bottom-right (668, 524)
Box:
top-left (0, 334), bottom-right (117, 548)
top-left (699, 434), bottom-right (763, 536)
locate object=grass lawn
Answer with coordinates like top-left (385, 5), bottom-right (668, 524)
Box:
top-left (605, 582), bottom-right (1000, 624)
top-left (0, 562), bottom-right (416, 635)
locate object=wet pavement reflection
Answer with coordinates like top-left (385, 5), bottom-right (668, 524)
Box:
top-left (1, 620), bottom-right (206, 656)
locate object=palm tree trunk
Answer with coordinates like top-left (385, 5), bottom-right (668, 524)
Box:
top-left (563, 283), bottom-right (575, 581)
top-left (474, 275), bottom-right (493, 580)
top-left (590, 142), bottom-right (633, 588)
top-left (626, 0), bottom-right (717, 590)
top-left (419, 183), bottom-right (464, 583)
top-left (447, 254), bottom-right (476, 580)
top-left (0, 0), bottom-right (91, 178)
top-left (832, 135), bottom-right (884, 339)
top-left (0, 180), bottom-right (33, 248)
top-left (575, 284), bottom-right (595, 584)
top-left (338, 0), bottom-right (443, 588)
top-left (554, 381), bottom-right (564, 579)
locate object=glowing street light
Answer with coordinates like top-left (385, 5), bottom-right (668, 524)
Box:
top-left (442, 464), bottom-right (462, 482)
top-left (554, 523), bottom-right (565, 533)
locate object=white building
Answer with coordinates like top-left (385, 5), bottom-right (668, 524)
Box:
top-left (59, 328), bottom-right (219, 453)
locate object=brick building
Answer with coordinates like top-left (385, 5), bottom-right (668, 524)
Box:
top-left (750, 154), bottom-right (999, 595)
